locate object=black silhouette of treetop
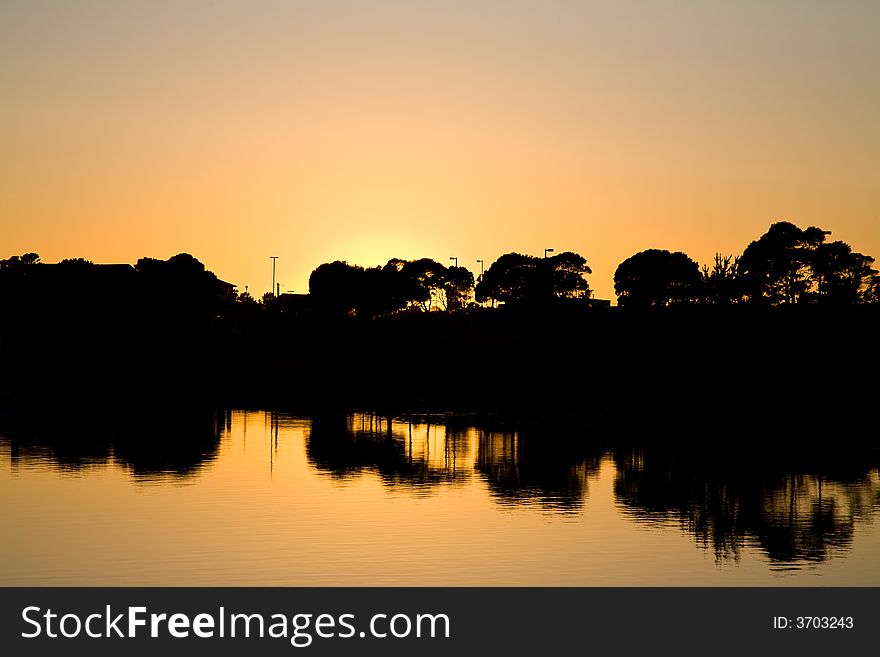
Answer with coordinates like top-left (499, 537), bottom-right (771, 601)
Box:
top-left (475, 251), bottom-right (591, 305)
top-left (612, 221), bottom-right (877, 307)
top-left (806, 240), bottom-right (877, 304)
top-left (701, 254), bottom-right (743, 305)
top-left (738, 221), bottom-right (826, 304)
top-left (738, 222), bottom-right (877, 304)
top-left (866, 274), bottom-right (880, 304)
top-left (309, 260), bottom-right (366, 316)
top-left (308, 257), bottom-right (476, 317)
top-left (550, 251), bottom-right (592, 299)
top-left (614, 249), bottom-right (701, 307)
top-left (0, 253), bottom-right (42, 324)
top-left (0, 252), bottom-right (41, 271)
top-left (474, 253), bottom-right (530, 304)
top-left (0, 251), bottom-right (235, 327)
top-left (402, 258), bottom-right (448, 311)
top-left (135, 252), bottom-right (235, 318)
top-left (442, 265), bottom-right (475, 311)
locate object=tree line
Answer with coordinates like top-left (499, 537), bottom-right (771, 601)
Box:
top-left (307, 251), bottom-right (591, 316)
top-left (0, 252), bottom-right (236, 327)
top-left (307, 221), bottom-right (878, 316)
top-left (615, 221), bottom-right (879, 307)
top-left (3, 221), bottom-right (878, 327)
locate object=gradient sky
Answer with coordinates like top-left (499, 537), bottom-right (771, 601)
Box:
top-left (2, 0), bottom-right (878, 300)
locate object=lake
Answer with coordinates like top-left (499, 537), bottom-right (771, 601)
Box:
top-left (2, 409), bottom-right (878, 585)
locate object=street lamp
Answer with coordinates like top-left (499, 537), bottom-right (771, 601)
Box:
top-left (476, 259), bottom-right (484, 277)
top-left (270, 256), bottom-right (279, 297)
top-left (450, 256), bottom-right (458, 267)
top-left (544, 248), bottom-right (554, 258)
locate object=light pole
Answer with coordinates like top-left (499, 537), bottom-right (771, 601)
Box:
top-left (450, 256), bottom-right (458, 268)
top-left (475, 259), bottom-right (485, 307)
top-left (270, 256), bottom-right (278, 298)
top-left (544, 248), bottom-right (554, 258)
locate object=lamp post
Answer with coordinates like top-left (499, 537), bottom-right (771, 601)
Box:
top-left (450, 256), bottom-right (458, 268)
top-left (544, 248), bottom-right (554, 258)
top-left (270, 256), bottom-right (279, 298)
top-left (475, 259), bottom-right (485, 307)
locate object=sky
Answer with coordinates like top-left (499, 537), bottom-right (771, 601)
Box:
top-left (2, 0), bottom-right (878, 300)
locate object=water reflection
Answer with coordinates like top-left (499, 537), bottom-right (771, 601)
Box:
top-left (475, 428), bottom-right (603, 512)
top-left (1, 406), bottom-right (878, 574)
top-left (2, 405), bottom-right (225, 481)
top-left (305, 413), bottom-right (603, 511)
top-left (613, 447), bottom-right (880, 567)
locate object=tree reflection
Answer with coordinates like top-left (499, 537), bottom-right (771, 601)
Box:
top-left (613, 446), bottom-right (880, 564)
top-left (476, 429), bottom-right (603, 512)
top-left (0, 405), bottom-right (224, 480)
top-left (306, 413), bottom-right (473, 489)
top-left (306, 413), bottom-right (603, 510)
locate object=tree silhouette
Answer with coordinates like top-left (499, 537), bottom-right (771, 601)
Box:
top-left (0, 252), bottom-right (41, 271)
top-left (59, 257), bottom-right (95, 268)
top-left (701, 254), bottom-right (743, 304)
top-left (308, 260), bottom-right (365, 316)
top-left (807, 240), bottom-right (876, 304)
top-left (737, 222), bottom-right (877, 305)
top-left (381, 258), bottom-right (419, 310)
top-left (308, 257), bottom-right (476, 316)
top-left (442, 265), bottom-right (475, 311)
top-left (401, 258), bottom-right (447, 311)
top-left (867, 275), bottom-right (880, 304)
top-left (614, 249), bottom-right (701, 307)
top-left (475, 251), bottom-right (591, 305)
top-left (359, 264), bottom-right (411, 317)
top-left (738, 222), bottom-right (826, 304)
top-left (134, 253), bottom-right (234, 320)
top-left (549, 251), bottom-right (592, 299)
top-left (237, 290), bottom-right (257, 304)
top-left (475, 252), bottom-right (532, 304)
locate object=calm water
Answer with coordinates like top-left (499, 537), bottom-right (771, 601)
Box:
top-left (1, 409), bottom-right (879, 585)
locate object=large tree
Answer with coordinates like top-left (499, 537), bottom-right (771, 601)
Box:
top-left (738, 222), bottom-right (877, 304)
top-left (308, 257), bottom-right (475, 316)
top-left (550, 251), bottom-right (592, 299)
top-left (614, 249), bottom-right (702, 307)
top-left (475, 253), bottom-right (532, 304)
top-left (401, 258), bottom-right (448, 311)
top-left (807, 240), bottom-right (876, 304)
top-left (0, 252), bottom-right (40, 271)
top-left (475, 251), bottom-right (591, 305)
top-left (134, 252), bottom-right (234, 319)
top-left (308, 261), bottom-right (365, 316)
top-left (738, 222), bottom-right (826, 304)
top-left (442, 266), bottom-right (475, 311)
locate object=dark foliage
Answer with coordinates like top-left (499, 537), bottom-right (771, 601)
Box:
top-left (475, 251), bottom-right (591, 305)
top-left (614, 249), bottom-right (701, 307)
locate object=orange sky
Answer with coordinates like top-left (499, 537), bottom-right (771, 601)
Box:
top-left (2, 1), bottom-right (878, 300)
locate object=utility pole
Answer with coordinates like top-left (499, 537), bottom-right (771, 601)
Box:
top-left (270, 256), bottom-right (278, 298)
